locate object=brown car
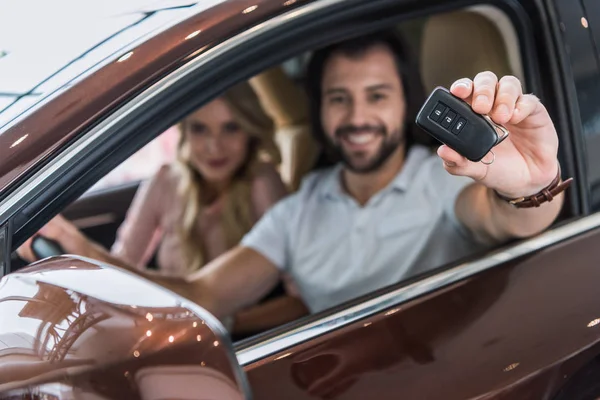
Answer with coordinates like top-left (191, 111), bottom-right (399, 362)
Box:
top-left (1, 0), bottom-right (600, 398)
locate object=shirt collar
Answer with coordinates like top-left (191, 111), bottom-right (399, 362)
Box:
top-left (319, 144), bottom-right (432, 201)
top-left (389, 144), bottom-right (431, 192)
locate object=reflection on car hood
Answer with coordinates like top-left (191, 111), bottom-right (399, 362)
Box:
top-left (0, 0), bottom-right (224, 129)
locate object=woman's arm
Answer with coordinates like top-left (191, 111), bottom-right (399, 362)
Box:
top-left (110, 165), bottom-right (170, 268)
top-left (17, 213), bottom-right (115, 263)
top-left (19, 166), bottom-right (169, 268)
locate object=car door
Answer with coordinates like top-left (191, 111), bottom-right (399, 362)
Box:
top-left (1, 0), bottom-right (599, 398)
top-left (236, 1), bottom-right (600, 400)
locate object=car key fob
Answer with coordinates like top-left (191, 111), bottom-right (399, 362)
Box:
top-left (415, 86), bottom-right (508, 162)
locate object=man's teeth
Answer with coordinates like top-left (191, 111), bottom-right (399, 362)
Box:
top-left (347, 133), bottom-right (376, 144)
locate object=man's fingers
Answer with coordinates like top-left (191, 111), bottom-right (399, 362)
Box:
top-left (491, 75), bottom-right (522, 124)
top-left (510, 94), bottom-right (541, 124)
top-left (450, 78), bottom-right (473, 101)
top-left (472, 71), bottom-right (498, 114)
top-left (437, 145), bottom-right (468, 167)
top-left (437, 145), bottom-right (488, 181)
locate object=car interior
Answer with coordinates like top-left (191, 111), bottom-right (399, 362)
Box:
top-left (10, 4), bottom-right (574, 342)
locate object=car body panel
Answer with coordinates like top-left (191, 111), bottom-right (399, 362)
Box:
top-left (0, 0), bottom-right (305, 196)
top-left (245, 227), bottom-right (600, 399)
top-left (0, 256), bottom-right (248, 399)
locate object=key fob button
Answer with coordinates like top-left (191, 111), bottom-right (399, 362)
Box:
top-left (415, 87), bottom-right (503, 162)
top-left (452, 118), bottom-right (467, 135)
top-left (441, 110), bottom-right (456, 128)
top-left (429, 102), bottom-right (446, 122)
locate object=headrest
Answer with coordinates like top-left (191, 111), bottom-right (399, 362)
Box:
top-left (420, 11), bottom-right (513, 93)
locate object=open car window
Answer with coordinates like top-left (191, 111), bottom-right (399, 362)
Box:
top-left (88, 126), bottom-right (179, 193)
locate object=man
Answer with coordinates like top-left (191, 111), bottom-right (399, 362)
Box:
top-left (32, 30), bottom-right (569, 321)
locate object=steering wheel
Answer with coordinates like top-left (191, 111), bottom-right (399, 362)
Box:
top-left (31, 236), bottom-right (65, 259)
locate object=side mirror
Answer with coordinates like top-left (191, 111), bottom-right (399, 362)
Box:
top-left (0, 256), bottom-right (251, 399)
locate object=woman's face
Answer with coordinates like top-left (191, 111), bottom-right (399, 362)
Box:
top-left (183, 98), bottom-right (251, 185)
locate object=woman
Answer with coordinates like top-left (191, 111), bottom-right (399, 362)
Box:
top-left (19, 80), bottom-right (308, 333)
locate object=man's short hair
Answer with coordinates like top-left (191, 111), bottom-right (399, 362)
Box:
top-left (305, 30), bottom-right (431, 165)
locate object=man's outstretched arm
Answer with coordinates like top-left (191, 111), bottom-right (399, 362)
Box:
top-left (96, 244), bottom-right (282, 320)
top-left (438, 72), bottom-right (568, 244)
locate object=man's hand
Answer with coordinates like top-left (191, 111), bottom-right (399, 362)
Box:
top-left (437, 72), bottom-right (567, 242)
top-left (437, 72), bottom-right (559, 199)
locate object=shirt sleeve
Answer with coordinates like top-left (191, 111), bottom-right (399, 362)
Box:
top-left (426, 156), bottom-right (477, 242)
top-left (111, 165), bottom-right (169, 268)
top-left (241, 194), bottom-right (297, 271)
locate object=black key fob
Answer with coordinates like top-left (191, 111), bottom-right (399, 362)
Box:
top-left (415, 86), bottom-right (508, 162)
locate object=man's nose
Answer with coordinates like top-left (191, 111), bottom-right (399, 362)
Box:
top-left (348, 101), bottom-right (369, 126)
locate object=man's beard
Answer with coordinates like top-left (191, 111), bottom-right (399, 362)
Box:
top-left (330, 124), bottom-right (404, 174)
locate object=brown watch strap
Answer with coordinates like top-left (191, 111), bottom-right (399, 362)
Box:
top-left (495, 166), bottom-right (573, 208)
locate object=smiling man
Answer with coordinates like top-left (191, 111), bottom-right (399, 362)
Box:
top-left (40, 30), bottom-right (571, 321)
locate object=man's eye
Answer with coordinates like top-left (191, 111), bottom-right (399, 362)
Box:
top-left (369, 92), bottom-right (387, 102)
top-left (328, 96), bottom-right (347, 105)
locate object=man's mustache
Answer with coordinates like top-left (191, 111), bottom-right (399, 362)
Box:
top-left (335, 124), bottom-right (386, 138)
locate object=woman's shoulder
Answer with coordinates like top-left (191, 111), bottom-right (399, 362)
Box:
top-left (252, 162), bottom-right (288, 190)
top-left (250, 162), bottom-right (289, 212)
top-left (139, 164), bottom-right (181, 203)
top-left (253, 161), bottom-right (281, 179)
top-left (151, 163), bottom-right (180, 187)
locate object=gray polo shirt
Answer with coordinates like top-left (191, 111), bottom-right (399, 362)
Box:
top-left (242, 145), bottom-right (487, 313)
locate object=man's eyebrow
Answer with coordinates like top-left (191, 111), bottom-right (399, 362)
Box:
top-left (367, 83), bottom-right (394, 91)
top-left (324, 87), bottom-right (347, 95)
top-left (324, 84), bottom-right (395, 95)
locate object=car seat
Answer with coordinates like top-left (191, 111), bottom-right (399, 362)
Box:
top-left (420, 6), bottom-right (522, 93)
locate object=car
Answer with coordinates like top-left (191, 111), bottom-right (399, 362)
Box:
top-left (1, 0), bottom-right (600, 398)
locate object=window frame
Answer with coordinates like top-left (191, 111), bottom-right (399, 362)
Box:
top-left (85, 125), bottom-right (180, 194)
top-left (0, 0), bottom-right (585, 364)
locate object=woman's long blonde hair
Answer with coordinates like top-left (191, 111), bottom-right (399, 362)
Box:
top-left (175, 82), bottom-right (280, 272)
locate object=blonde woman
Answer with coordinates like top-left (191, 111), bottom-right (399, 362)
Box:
top-left (19, 80), bottom-right (308, 334)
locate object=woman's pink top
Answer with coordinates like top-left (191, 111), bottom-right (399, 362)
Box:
top-left (111, 162), bottom-right (288, 277)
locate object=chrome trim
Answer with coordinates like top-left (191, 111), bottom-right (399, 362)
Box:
top-left (235, 214), bottom-right (600, 366)
top-left (0, 0), bottom-right (347, 219)
top-left (483, 114), bottom-right (510, 145)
